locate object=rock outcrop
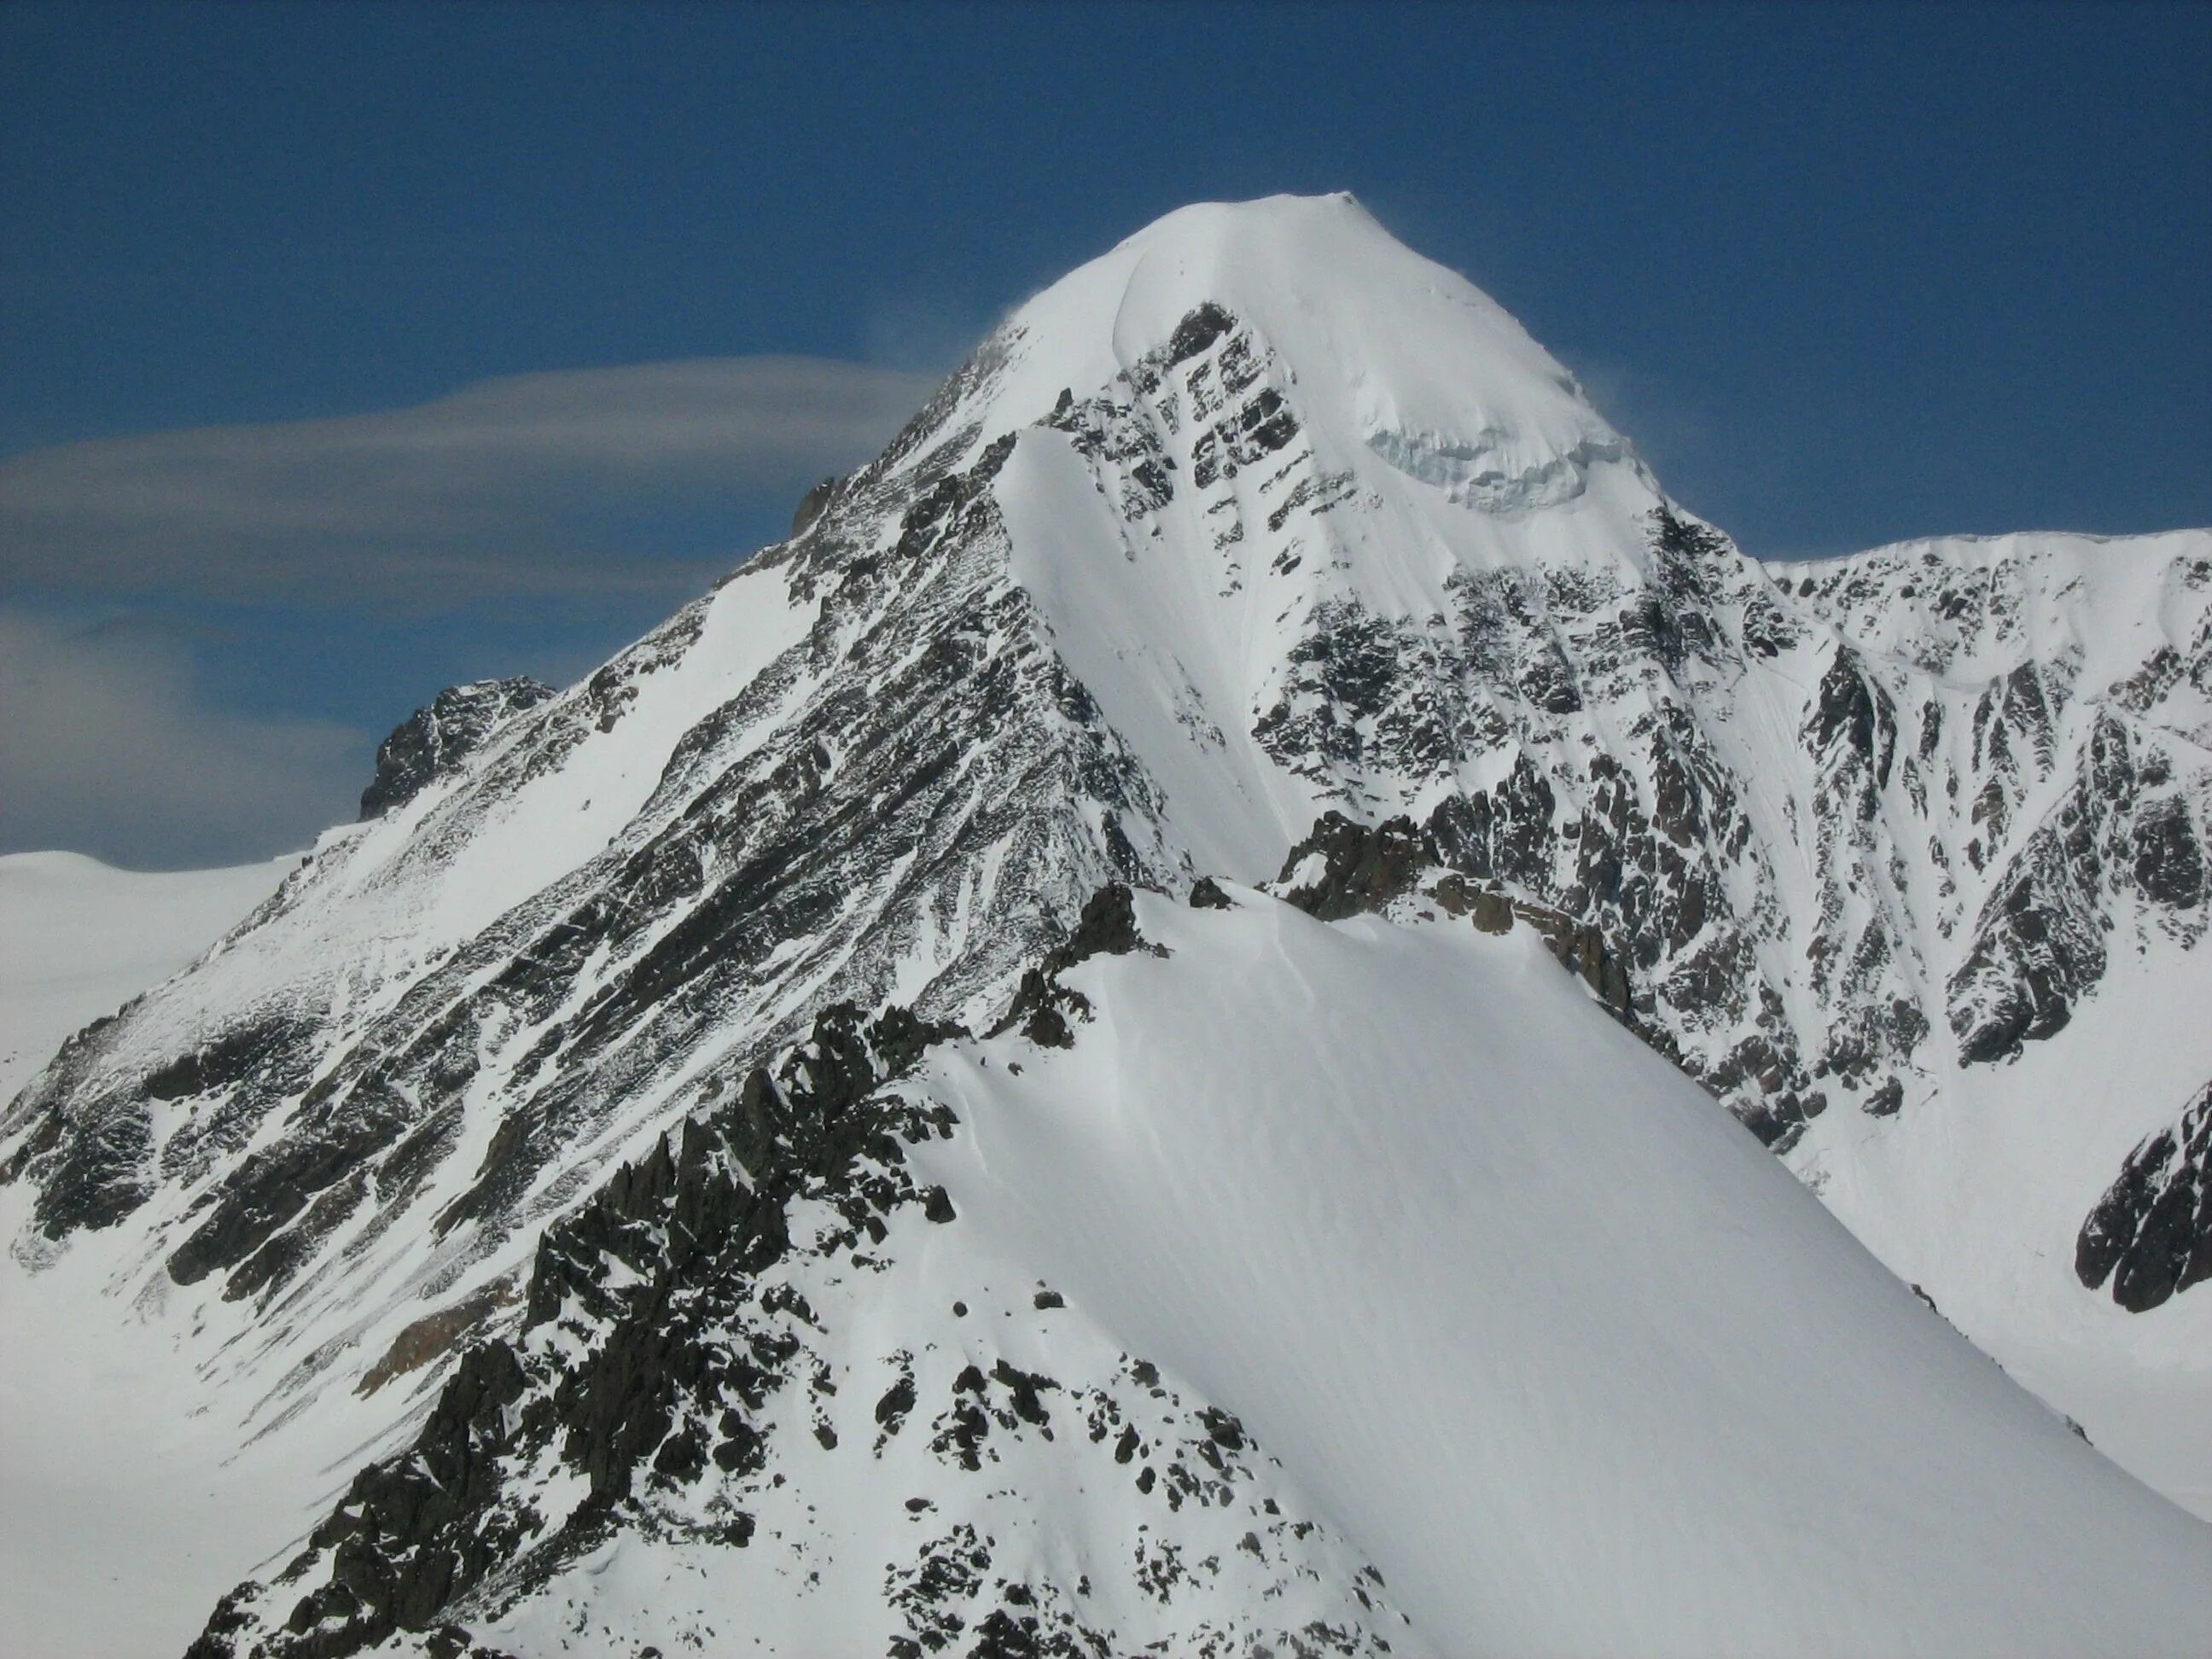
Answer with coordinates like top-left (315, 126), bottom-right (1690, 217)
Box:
top-left (359, 678), bottom-right (556, 820)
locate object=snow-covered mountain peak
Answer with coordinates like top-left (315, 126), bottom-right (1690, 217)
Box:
top-left (6, 195), bottom-right (2212, 1655)
top-left (961, 192), bottom-right (1639, 517)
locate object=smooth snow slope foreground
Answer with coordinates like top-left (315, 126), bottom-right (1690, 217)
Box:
top-left (923, 891), bottom-right (2212, 1656)
top-left (210, 886), bottom-right (2212, 1657)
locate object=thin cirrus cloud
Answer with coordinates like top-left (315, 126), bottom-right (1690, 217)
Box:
top-left (0, 356), bottom-right (941, 610)
top-left (0, 607), bottom-right (364, 870)
top-left (0, 354), bottom-right (940, 866)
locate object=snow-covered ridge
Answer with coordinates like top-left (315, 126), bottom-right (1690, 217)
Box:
top-left (188, 887), bottom-right (2212, 1657)
top-left (0, 851), bottom-right (298, 1103)
top-left (2, 194), bottom-right (2209, 1653)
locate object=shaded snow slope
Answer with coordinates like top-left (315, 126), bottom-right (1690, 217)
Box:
top-left (1790, 925), bottom-right (2212, 1518)
top-left (0, 1185), bottom-right (399, 1659)
top-left (201, 889), bottom-right (2212, 1657)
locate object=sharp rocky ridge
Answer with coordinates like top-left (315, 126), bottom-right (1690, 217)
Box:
top-left (5, 193), bottom-right (2211, 1655)
top-left (358, 678), bottom-right (558, 822)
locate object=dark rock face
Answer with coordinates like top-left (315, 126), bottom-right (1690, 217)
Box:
top-left (1231, 508), bottom-right (1854, 1150)
top-left (2078, 1082), bottom-right (2212, 1311)
top-left (359, 678), bottom-right (556, 820)
top-left (1948, 714), bottom-right (2206, 1065)
top-left (1274, 813), bottom-right (1427, 922)
top-left (1242, 511), bottom-right (2211, 1154)
top-left (1045, 881), bottom-right (1151, 969)
top-left (356, 1276), bottom-right (516, 1398)
top-left (1188, 876), bottom-right (1234, 911)
top-left (1276, 812), bottom-right (1644, 1046)
top-left (789, 474), bottom-right (840, 537)
top-left (189, 999), bottom-right (962, 1658)
top-left (15, 1013), bottom-right (317, 1243)
top-left (989, 882), bottom-right (1160, 1049)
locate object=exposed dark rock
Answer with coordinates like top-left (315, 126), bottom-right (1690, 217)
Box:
top-left (2078, 1081), bottom-right (2212, 1312)
top-left (143, 1016), bottom-right (313, 1104)
top-left (1278, 812), bottom-right (1643, 1038)
top-left (1165, 301), bottom-right (1235, 367)
top-left (8, 1012), bottom-right (319, 1243)
top-left (1946, 714), bottom-right (2161, 1066)
top-left (360, 678), bottom-right (556, 820)
top-left (17, 1097), bottom-right (153, 1236)
top-left (2133, 797), bottom-right (2206, 910)
top-left (1188, 876), bottom-right (1234, 911)
top-left (876, 1374), bottom-right (918, 1435)
top-left (187, 998), bottom-right (963, 1657)
top-left (1253, 603), bottom-right (1419, 775)
top-left (1274, 813), bottom-right (1426, 922)
top-left (989, 882), bottom-right (1158, 1048)
top-left (790, 474), bottom-right (840, 537)
top-left (1191, 385), bottom-right (1299, 490)
top-left (1429, 871), bottom-right (1516, 935)
top-left (1050, 882), bottom-right (1150, 969)
top-left (358, 1277), bottom-right (520, 1397)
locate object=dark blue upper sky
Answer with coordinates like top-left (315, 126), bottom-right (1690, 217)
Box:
top-left (3, 1), bottom-right (2208, 864)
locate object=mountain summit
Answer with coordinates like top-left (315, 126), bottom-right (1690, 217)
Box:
top-left (5, 196), bottom-right (2211, 1656)
top-left (971, 192), bottom-right (1635, 500)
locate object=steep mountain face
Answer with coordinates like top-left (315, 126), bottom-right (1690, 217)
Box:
top-left (3, 193), bottom-right (2209, 1653)
top-left (359, 679), bottom-right (556, 820)
top-left (189, 895), bottom-right (1429, 1659)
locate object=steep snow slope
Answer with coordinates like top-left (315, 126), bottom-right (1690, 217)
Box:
top-left (199, 889), bottom-right (2212, 1657)
top-left (920, 892), bottom-right (2212, 1654)
top-left (0, 851), bottom-right (298, 1101)
top-left (3, 193), bottom-right (2209, 1648)
top-left (1792, 923), bottom-right (2212, 1516)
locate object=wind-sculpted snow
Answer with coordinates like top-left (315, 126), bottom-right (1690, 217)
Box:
top-left (188, 896), bottom-right (1413, 1659)
top-left (183, 887), bottom-right (2212, 1656)
top-left (4, 193), bottom-right (2212, 1647)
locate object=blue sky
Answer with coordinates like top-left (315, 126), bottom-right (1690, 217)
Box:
top-left (3, 1), bottom-right (2207, 865)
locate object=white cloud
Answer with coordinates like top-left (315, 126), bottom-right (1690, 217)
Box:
top-left (0, 608), bottom-right (364, 869)
top-left (0, 357), bottom-right (939, 608)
